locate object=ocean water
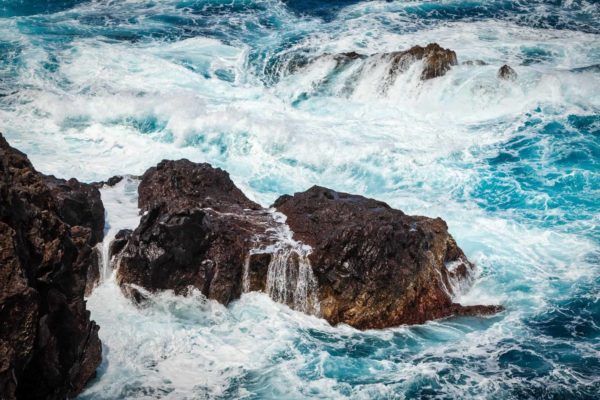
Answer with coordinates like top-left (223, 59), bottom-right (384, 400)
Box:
top-left (1, 1), bottom-right (599, 398)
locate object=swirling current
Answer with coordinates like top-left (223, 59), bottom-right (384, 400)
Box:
top-left (0, 1), bottom-right (598, 399)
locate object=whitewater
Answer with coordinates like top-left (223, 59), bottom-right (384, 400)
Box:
top-left (1, 0), bottom-right (598, 398)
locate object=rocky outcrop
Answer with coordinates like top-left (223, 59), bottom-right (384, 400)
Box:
top-left (43, 175), bottom-right (105, 295)
top-left (116, 160), bottom-right (268, 304)
top-left (498, 64), bottom-right (517, 80)
top-left (43, 175), bottom-right (105, 245)
top-left (109, 229), bottom-right (132, 262)
top-left (116, 159), bottom-right (501, 329)
top-left (0, 134), bottom-right (101, 399)
top-left (384, 43), bottom-right (458, 80)
top-left (307, 43), bottom-right (457, 82)
top-left (274, 186), bottom-right (502, 329)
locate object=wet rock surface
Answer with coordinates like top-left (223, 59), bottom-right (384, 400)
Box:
top-left (43, 175), bottom-right (105, 246)
top-left (116, 160), bottom-right (269, 305)
top-left (0, 134), bottom-right (101, 399)
top-left (274, 186), bottom-right (502, 329)
top-left (117, 159), bottom-right (501, 329)
top-left (384, 43), bottom-right (458, 81)
top-left (299, 42), bottom-right (458, 82)
top-left (498, 64), bottom-right (518, 80)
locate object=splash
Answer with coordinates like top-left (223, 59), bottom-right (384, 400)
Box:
top-left (243, 211), bottom-right (321, 316)
top-left (97, 176), bottom-right (141, 281)
top-left (0, 0), bottom-right (598, 398)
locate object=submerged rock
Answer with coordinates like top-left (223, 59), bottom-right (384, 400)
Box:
top-left (0, 134), bottom-right (101, 399)
top-left (117, 159), bottom-right (501, 329)
top-left (498, 64), bottom-right (518, 80)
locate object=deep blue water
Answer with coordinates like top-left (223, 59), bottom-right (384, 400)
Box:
top-left (0, 1), bottom-right (598, 399)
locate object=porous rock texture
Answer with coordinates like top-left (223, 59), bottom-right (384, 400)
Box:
top-left (0, 134), bottom-right (101, 400)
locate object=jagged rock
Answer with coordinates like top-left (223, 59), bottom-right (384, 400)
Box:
top-left (571, 64), bottom-right (600, 73)
top-left (138, 159), bottom-right (260, 213)
top-left (117, 159), bottom-right (501, 329)
top-left (498, 64), bottom-right (517, 80)
top-left (315, 43), bottom-right (457, 81)
top-left (43, 175), bottom-right (105, 295)
top-left (384, 43), bottom-right (458, 80)
top-left (116, 160), bottom-right (268, 305)
top-left (44, 175), bottom-right (105, 245)
top-left (273, 186), bottom-right (502, 329)
top-left (0, 134), bottom-right (101, 399)
top-left (109, 229), bottom-right (132, 261)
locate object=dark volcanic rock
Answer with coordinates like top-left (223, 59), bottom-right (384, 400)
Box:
top-left (274, 186), bottom-right (502, 329)
top-left (109, 229), bottom-right (132, 261)
top-left (117, 160), bottom-right (267, 305)
top-left (288, 43), bottom-right (454, 86)
top-left (138, 159), bottom-right (260, 213)
top-left (498, 64), bottom-right (517, 80)
top-left (0, 134), bottom-right (101, 399)
top-left (43, 175), bottom-right (105, 245)
top-left (43, 175), bottom-right (105, 295)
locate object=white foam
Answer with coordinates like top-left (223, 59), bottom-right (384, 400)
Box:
top-left (97, 176), bottom-right (141, 280)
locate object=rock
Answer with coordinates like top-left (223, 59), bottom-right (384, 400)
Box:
top-left (571, 63), bottom-right (600, 73)
top-left (43, 175), bottom-right (105, 245)
top-left (498, 64), bottom-right (517, 80)
top-left (385, 43), bottom-right (458, 80)
top-left (117, 159), bottom-right (501, 329)
top-left (70, 226), bottom-right (102, 297)
top-left (105, 175), bottom-right (124, 187)
top-left (109, 229), bottom-right (132, 261)
top-left (43, 175), bottom-right (105, 295)
top-left (116, 160), bottom-right (268, 305)
top-left (0, 134), bottom-right (101, 399)
top-left (273, 186), bottom-right (503, 329)
top-left (288, 43), bottom-right (457, 87)
top-left (91, 175), bottom-right (125, 189)
top-left (462, 60), bottom-right (488, 66)
top-left (318, 43), bottom-right (457, 81)
top-left (137, 159), bottom-right (260, 213)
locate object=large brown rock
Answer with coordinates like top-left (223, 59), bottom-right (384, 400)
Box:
top-left (302, 43), bottom-right (457, 82)
top-left (274, 186), bottom-right (502, 329)
top-left (116, 159), bottom-right (501, 329)
top-left (0, 134), bottom-right (101, 399)
top-left (384, 43), bottom-right (458, 80)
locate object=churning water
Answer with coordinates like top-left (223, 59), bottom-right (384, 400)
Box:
top-left (1, 1), bottom-right (598, 398)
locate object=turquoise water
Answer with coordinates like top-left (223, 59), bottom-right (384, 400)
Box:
top-left (0, 1), bottom-right (598, 398)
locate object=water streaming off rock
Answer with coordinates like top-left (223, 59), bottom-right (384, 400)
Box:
top-left (242, 211), bottom-right (321, 316)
